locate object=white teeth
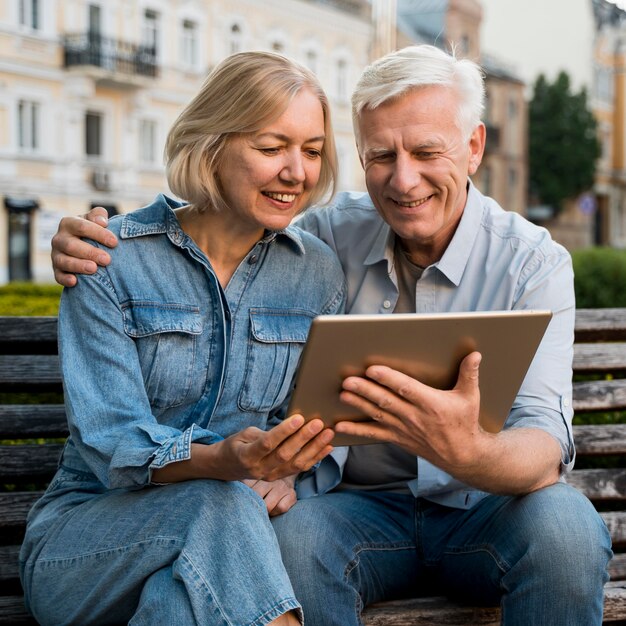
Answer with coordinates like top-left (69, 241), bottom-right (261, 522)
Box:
top-left (396, 196), bottom-right (430, 208)
top-left (265, 192), bottom-right (297, 202)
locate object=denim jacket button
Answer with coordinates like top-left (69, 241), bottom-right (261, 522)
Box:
top-left (248, 254), bottom-right (258, 265)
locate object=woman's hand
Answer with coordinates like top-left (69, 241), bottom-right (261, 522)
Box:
top-left (242, 476), bottom-right (298, 516)
top-left (152, 415), bottom-right (334, 485)
top-left (51, 207), bottom-right (118, 287)
top-left (214, 415), bottom-right (334, 482)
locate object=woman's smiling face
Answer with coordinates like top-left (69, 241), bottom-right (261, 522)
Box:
top-left (217, 87), bottom-right (326, 236)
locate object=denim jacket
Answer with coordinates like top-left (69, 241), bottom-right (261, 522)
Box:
top-left (54, 194), bottom-right (345, 491)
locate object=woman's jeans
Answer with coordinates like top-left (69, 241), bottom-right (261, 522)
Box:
top-left (20, 479), bottom-right (300, 626)
top-left (273, 482), bottom-right (612, 626)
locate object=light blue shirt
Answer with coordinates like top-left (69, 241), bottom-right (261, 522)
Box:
top-left (296, 182), bottom-right (575, 509)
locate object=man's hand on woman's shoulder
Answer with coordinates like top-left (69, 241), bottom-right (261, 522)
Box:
top-left (51, 206), bottom-right (119, 287)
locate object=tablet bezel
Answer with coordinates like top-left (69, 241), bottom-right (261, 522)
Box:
top-left (287, 310), bottom-right (553, 446)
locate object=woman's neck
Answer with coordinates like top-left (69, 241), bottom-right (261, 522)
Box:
top-left (175, 205), bottom-right (264, 288)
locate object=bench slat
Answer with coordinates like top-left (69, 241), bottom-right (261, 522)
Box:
top-left (0, 354), bottom-right (61, 391)
top-left (0, 444), bottom-right (62, 482)
top-left (0, 317), bottom-right (57, 344)
top-left (574, 424), bottom-right (626, 455)
top-left (567, 468), bottom-right (626, 501)
top-left (573, 380), bottom-right (626, 413)
top-left (0, 492), bottom-right (41, 531)
top-left (574, 309), bottom-right (626, 342)
top-left (0, 406), bottom-right (67, 439)
top-left (574, 343), bottom-right (626, 373)
top-left (0, 596), bottom-right (35, 625)
top-left (363, 596), bottom-right (501, 625)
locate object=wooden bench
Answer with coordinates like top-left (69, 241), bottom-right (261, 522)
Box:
top-left (1, 310), bottom-right (626, 625)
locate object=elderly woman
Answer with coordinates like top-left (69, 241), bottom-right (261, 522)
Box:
top-left (19, 52), bottom-right (345, 626)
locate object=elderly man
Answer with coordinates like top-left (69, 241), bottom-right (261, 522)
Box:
top-left (50, 45), bottom-right (611, 626)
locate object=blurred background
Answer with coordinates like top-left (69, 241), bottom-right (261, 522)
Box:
top-left (2, 0), bottom-right (626, 309)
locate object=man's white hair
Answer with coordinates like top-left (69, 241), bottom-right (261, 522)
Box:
top-left (352, 45), bottom-right (485, 145)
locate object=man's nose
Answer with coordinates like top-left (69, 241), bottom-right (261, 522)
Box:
top-left (389, 155), bottom-right (420, 193)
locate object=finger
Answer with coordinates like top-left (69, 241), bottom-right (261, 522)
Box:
top-left (361, 365), bottom-right (430, 405)
top-left (454, 351), bottom-right (482, 395)
top-left (85, 206), bottom-right (109, 225)
top-left (242, 415), bottom-right (307, 460)
top-left (341, 375), bottom-right (411, 424)
top-left (270, 419), bottom-right (329, 464)
top-left (52, 269), bottom-right (77, 288)
top-left (51, 251), bottom-right (99, 277)
top-left (59, 216), bottom-right (118, 249)
top-left (283, 432), bottom-right (335, 473)
top-left (268, 491), bottom-right (297, 517)
top-left (334, 418), bottom-right (392, 443)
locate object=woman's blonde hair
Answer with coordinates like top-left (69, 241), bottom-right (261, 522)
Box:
top-left (165, 51), bottom-right (337, 211)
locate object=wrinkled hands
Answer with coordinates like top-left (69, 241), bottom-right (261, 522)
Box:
top-left (51, 207), bottom-right (117, 286)
top-left (242, 476), bottom-right (298, 517)
top-left (336, 352), bottom-right (485, 472)
top-left (217, 414), bottom-right (334, 484)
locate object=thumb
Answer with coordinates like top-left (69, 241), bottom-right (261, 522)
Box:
top-left (455, 351), bottom-right (481, 394)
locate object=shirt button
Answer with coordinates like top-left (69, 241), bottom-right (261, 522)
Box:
top-left (383, 300), bottom-right (392, 309)
top-left (248, 254), bottom-right (258, 265)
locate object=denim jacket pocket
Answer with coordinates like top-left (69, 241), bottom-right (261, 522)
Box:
top-left (238, 308), bottom-right (314, 413)
top-left (122, 301), bottom-right (203, 409)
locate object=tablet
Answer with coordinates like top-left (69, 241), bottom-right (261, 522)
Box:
top-left (287, 310), bottom-right (552, 446)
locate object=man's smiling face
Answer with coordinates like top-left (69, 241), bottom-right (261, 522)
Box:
top-left (357, 85), bottom-right (485, 266)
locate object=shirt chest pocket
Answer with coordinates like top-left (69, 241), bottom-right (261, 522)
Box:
top-left (238, 308), bottom-right (314, 413)
top-left (122, 302), bottom-right (203, 409)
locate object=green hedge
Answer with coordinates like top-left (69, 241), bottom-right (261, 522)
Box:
top-left (1, 247), bottom-right (625, 314)
top-left (572, 247), bottom-right (626, 308)
top-left (0, 282), bottom-right (62, 316)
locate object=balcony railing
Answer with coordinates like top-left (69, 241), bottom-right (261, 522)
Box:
top-left (63, 33), bottom-right (158, 79)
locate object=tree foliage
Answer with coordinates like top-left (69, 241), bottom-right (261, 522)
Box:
top-left (528, 71), bottom-right (600, 214)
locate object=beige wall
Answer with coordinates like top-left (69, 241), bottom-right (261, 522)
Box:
top-left (0, 0), bottom-right (371, 284)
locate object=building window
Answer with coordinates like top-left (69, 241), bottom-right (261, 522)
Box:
top-left (181, 19), bottom-right (198, 68)
top-left (229, 23), bottom-right (242, 55)
top-left (336, 58), bottom-right (348, 101)
top-left (139, 119), bottom-right (157, 164)
top-left (18, 100), bottom-right (39, 151)
top-left (19, 0), bottom-right (40, 30)
top-left (507, 167), bottom-right (517, 209)
top-left (305, 49), bottom-right (318, 74)
top-left (481, 165), bottom-right (491, 197)
top-left (142, 9), bottom-right (159, 54)
top-left (85, 111), bottom-right (103, 157)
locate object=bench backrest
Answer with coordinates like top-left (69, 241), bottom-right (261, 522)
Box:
top-left (1, 311), bottom-right (626, 591)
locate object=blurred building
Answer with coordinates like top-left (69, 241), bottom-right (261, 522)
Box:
top-left (587, 0), bottom-right (626, 249)
top-left (0, 0), bottom-right (371, 284)
top-left (396, 0), bottom-right (528, 216)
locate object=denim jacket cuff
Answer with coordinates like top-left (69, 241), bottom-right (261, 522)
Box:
top-left (149, 425), bottom-right (195, 469)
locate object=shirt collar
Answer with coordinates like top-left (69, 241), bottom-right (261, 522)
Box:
top-left (435, 181), bottom-right (483, 286)
top-left (119, 193), bottom-right (305, 254)
top-left (360, 180), bottom-right (484, 286)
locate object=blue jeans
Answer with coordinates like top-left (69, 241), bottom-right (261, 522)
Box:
top-left (20, 478), bottom-right (301, 625)
top-left (272, 483), bottom-right (612, 626)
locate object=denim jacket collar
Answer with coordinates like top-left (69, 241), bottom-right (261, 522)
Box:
top-left (118, 193), bottom-right (306, 254)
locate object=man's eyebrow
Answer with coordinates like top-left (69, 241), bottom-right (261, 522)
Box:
top-left (363, 146), bottom-right (394, 159)
top-left (255, 132), bottom-right (325, 143)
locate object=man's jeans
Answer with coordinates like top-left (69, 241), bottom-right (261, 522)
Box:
top-left (273, 482), bottom-right (612, 626)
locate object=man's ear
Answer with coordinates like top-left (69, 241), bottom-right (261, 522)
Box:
top-left (468, 123), bottom-right (486, 176)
